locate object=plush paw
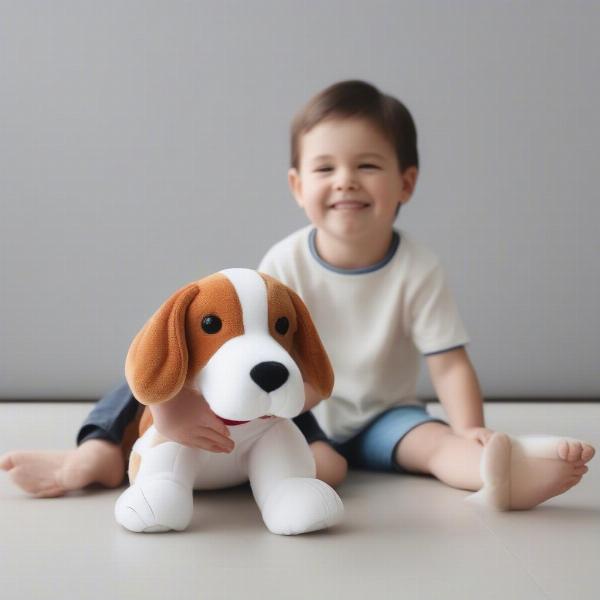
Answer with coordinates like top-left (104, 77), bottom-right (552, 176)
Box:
top-left (261, 477), bottom-right (344, 535)
top-left (115, 479), bottom-right (193, 533)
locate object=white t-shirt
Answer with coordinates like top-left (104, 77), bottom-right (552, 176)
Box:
top-left (258, 226), bottom-right (469, 443)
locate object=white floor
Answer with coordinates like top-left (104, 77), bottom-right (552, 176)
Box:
top-left (0, 402), bottom-right (598, 600)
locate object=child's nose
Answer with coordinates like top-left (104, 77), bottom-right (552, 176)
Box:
top-left (334, 169), bottom-right (358, 191)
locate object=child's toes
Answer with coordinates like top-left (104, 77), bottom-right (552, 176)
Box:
top-left (0, 453), bottom-right (14, 470)
top-left (559, 440), bottom-right (585, 462)
top-left (557, 440), bottom-right (570, 461)
top-left (559, 441), bottom-right (595, 464)
top-left (569, 441), bottom-right (584, 462)
top-left (581, 444), bottom-right (595, 463)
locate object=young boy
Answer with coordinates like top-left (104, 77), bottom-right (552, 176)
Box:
top-left (2, 81), bottom-right (594, 509)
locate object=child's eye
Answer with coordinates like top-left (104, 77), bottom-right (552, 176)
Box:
top-left (359, 163), bottom-right (380, 170)
top-left (314, 167), bottom-right (333, 173)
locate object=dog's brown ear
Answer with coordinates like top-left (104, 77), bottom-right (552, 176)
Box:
top-left (287, 288), bottom-right (334, 399)
top-left (125, 283), bottom-right (200, 405)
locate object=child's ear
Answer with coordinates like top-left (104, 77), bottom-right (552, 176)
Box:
top-left (399, 166), bottom-right (418, 205)
top-left (288, 168), bottom-right (303, 208)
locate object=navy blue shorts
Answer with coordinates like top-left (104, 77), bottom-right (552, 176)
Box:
top-left (77, 381), bottom-right (141, 446)
top-left (294, 405), bottom-right (448, 472)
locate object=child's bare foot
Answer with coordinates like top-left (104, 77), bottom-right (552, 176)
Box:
top-left (0, 440), bottom-right (125, 498)
top-left (467, 433), bottom-right (595, 510)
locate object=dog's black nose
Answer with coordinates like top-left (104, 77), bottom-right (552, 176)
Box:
top-left (250, 362), bottom-right (289, 393)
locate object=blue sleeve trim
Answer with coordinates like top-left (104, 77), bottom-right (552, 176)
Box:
top-left (423, 344), bottom-right (466, 357)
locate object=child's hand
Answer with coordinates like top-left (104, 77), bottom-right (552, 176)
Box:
top-left (150, 387), bottom-right (234, 453)
top-left (457, 426), bottom-right (495, 446)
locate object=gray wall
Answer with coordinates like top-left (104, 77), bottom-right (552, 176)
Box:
top-left (1, 1), bottom-right (598, 400)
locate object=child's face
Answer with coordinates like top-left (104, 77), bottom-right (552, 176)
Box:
top-left (289, 118), bottom-right (417, 244)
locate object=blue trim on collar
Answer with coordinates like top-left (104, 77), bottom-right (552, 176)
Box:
top-left (308, 228), bottom-right (401, 275)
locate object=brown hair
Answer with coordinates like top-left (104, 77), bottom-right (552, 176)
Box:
top-left (290, 80), bottom-right (419, 172)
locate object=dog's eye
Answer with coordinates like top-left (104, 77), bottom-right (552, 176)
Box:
top-left (201, 315), bottom-right (222, 334)
top-left (275, 317), bottom-right (289, 335)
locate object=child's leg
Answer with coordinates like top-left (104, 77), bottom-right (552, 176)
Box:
top-left (310, 441), bottom-right (348, 488)
top-left (292, 411), bottom-right (348, 488)
top-left (395, 422), bottom-right (484, 490)
top-left (1, 439), bottom-right (125, 498)
top-left (0, 382), bottom-right (140, 497)
top-left (395, 421), bottom-right (595, 509)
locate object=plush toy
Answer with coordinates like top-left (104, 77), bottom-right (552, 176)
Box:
top-left (114, 268), bottom-right (344, 535)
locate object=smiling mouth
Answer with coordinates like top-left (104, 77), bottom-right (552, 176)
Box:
top-left (330, 200), bottom-right (370, 210)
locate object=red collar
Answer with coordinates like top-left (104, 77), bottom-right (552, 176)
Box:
top-left (220, 416), bottom-right (273, 427)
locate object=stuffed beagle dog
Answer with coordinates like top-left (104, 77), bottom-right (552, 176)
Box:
top-left (114, 268), bottom-right (344, 535)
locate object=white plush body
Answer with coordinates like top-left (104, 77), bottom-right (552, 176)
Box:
top-left (114, 268), bottom-right (344, 535)
top-left (115, 418), bottom-right (343, 534)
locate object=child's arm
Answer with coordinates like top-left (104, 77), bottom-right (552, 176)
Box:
top-left (152, 382), bottom-right (321, 449)
top-left (150, 387), bottom-right (234, 453)
top-left (426, 347), bottom-right (494, 445)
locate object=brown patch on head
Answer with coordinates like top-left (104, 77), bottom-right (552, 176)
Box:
top-left (125, 273), bottom-right (244, 405)
top-left (261, 274), bottom-right (298, 355)
top-left (184, 272), bottom-right (244, 380)
top-left (260, 273), bottom-right (334, 398)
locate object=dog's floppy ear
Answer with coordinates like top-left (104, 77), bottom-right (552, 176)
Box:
top-left (287, 288), bottom-right (335, 399)
top-left (125, 283), bottom-right (200, 405)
